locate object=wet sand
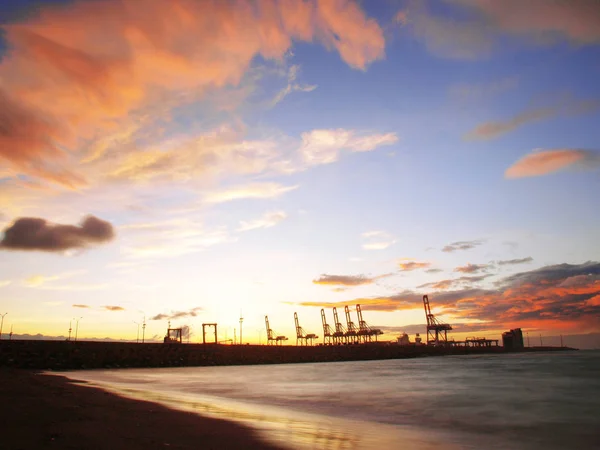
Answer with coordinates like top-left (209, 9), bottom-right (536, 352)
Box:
top-left (0, 369), bottom-right (282, 450)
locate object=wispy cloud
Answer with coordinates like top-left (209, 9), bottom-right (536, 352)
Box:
top-left (150, 307), bottom-right (203, 321)
top-left (301, 129), bottom-right (398, 166)
top-left (442, 240), bottom-right (483, 253)
top-left (72, 304), bottom-right (90, 309)
top-left (454, 263), bottom-right (490, 274)
top-left (361, 230), bottom-right (396, 250)
top-left (104, 306), bottom-right (125, 312)
top-left (497, 257), bottom-right (533, 266)
top-left (271, 64), bottom-right (317, 107)
top-left (24, 270), bottom-right (87, 288)
top-left (418, 275), bottom-right (492, 290)
top-left (398, 260), bottom-right (431, 271)
top-left (505, 149), bottom-right (600, 178)
top-left (465, 98), bottom-right (599, 140)
top-left (0, 280), bottom-right (12, 288)
top-left (204, 183), bottom-right (298, 204)
top-left (403, 1), bottom-right (600, 60)
top-left (313, 273), bottom-right (391, 287)
top-left (238, 211), bottom-right (287, 232)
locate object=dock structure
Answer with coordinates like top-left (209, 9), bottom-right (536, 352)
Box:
top-left (265, 315), bottom-right (288, 346)
top-left (294, 312), bottom-right (318, 346)
top-left (423, 295), bottom-right (452, 346)
top-left (332, 307), bottom-right (346, 344)
top-left (321, 309), bottom-right (334, 345)
top-left (344, 306), bottom-right (359, 344)
top-left (356, 304), bottom-right (383, 343)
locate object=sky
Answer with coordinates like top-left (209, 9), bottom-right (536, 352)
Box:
top-left (1, 0), bottom-right (599, 347)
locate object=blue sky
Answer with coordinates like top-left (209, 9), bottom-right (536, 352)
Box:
top-left (1, 0), bottom-right (599, 346)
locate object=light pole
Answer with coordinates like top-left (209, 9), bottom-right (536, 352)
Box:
top-left (239, 310), bottom-right (243, 345)
top-left (0, 313), bottom-right (7, 340)
top-left (75, 317), bottom-right (83, 341)
top-left (134, 321), bottom-right (140, 343)
top-left (142, 316), bottom-right (146, 343)
top-left (68, 319), bottom-right (72, 341)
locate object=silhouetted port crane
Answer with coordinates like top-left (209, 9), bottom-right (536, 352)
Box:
top-left (332, 307), bottom-right (346, 344)
top-left (321, 309), bottom-right (334, 345)
top-left (344, 305), bottom-right (359, 344)
top-left (265, 315), bottom-right (288, 345)
top-left (294, 312), bottom-right (318, 346)
top-left (356, 304), bottom-right (383, 342)
top-left (423, 295), bottom-right (452, 345)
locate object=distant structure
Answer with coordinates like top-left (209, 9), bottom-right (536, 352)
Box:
top-left (294, 312), bottom-right (318, 346)
top-left (321, 309), bottom-right (334, 345)
top-left (164, 323), bottom-right (183, 344)
top-left (265, 316), bottom-right (287, 345)
top-left (423, 295), bottom-right (452, 345)
top-left (202, 323), bottom-right (218, 344)
top-left (356, 304), bottom-right (383, 342)
top-left (332, 307), bottom-right (346, 344)
top-left (344, 306), bottom-right (359, 344)
top-left (502, 328), bottom-right (524, 350)
top-left (397, 333), bottom-right (411, 345)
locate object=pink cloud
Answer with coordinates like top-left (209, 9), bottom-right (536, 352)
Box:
top-left (0, 0), bottom-right (385, 186)
top-left (505, 149), bottom-right (599, 178)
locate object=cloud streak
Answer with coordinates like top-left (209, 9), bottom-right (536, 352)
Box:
top-left (0, 215), bottom-right (115, 252)
top-left (313, 273), bottom-right (390, 287)
top-left (404, 0), bottom-right (600, 59)
top-left (150, 307), bottom-right (203, 321)
top-left (398, 260), bottom-right (431, 271)
top-left (505, 149), bottom-right (600, 178)
top-left (238, 211), bottom-right (287, 232)
top-left (465, 98), bottom-right (599, 140)
top-left (442, 240), bottom-right (483, 253)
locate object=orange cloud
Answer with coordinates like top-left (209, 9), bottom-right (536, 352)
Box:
top-left (505, 149), bottom-right (600, 178)
top-left (398, 260), bottom-right (431, 271)
top-left (301, 262), bottom-right (600, 333)
top-left (0, 0), bottom-right (385, 185)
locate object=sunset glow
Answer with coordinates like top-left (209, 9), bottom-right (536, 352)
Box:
top-left (1, 0), bottom-right (599, 348)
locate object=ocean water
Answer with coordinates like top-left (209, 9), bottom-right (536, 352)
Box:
top-left (63, 350), bottom-right (600, 449)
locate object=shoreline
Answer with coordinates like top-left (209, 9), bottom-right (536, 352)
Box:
top-left (0, 368), bottom-right (282, 450)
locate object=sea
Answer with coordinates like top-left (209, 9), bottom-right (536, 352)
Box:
top-left (62, 350), bottom-right (600, 450)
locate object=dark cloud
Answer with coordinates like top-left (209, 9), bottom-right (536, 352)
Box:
top-left (72, 304), bottom-right (90, 308)
top-left (454, 263), bottom-right (490, 274)
top-left (398, 261), bottom-right (431, 271)
top-left (312, 273), bottom-right (390, 287)
top-left (442, 240), bottom-right (483, 252)
top-left (0, 215), bottom-right (115, 252)
top-left (497, 257), bottom-right (533, 266)
top-left (425, 268), bottom-right (443, 274)
top-left (104, 306), bottom-right (125, 311)
top-left (150, 307), bottom-right (203, 321)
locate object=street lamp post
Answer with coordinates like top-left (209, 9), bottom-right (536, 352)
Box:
top-left (134, 321), bottom-right (140, 343)
top-left (0, 313), bottom-right (7, 340)
top-left (142, 316), bottom-right (146, 343)
top-left (75, 317), bottom-right (83, 341)
top-left (68, 319), bottom-right (72, 341)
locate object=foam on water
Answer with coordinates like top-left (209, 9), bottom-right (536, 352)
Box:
top-left (61, 350), bottom-right (600, 449)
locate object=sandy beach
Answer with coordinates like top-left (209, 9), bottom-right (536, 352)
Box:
top-left (0, 369), bottom-right (282, 450)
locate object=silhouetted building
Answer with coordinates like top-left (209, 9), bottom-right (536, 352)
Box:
top-left (502, 328), bottom-right (524, 350)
